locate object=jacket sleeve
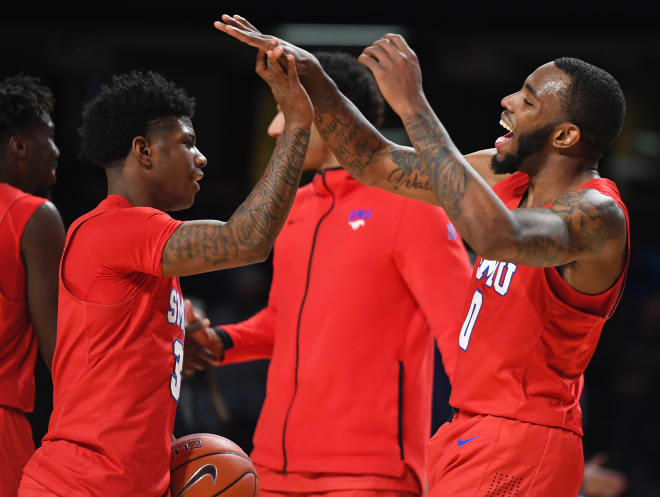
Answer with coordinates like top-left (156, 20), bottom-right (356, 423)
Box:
top-left (218, 254), bottom-right (280, 364)
top-left (217, 303), bottom-right (276, 364)
top-left (392, 199), bottom-right (474, 384)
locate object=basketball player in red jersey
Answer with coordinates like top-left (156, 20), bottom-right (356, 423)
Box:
top-left (19, 52), bottom-right (312, 497)
top-left (189, 51), bottom-right (471, 497)
top-left (214, 17), bottom-right (628, 497)
top-left (0, 74), bottom-right (65, 497)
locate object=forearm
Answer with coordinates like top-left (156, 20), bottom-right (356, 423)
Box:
top-left (400, 101), bottom-right (516, 257)
top-left (226, 122), bottom-right (309, 253)
top-left (305, 71), bottom-right (388, 181)
top-left (162, 124), bottom-right (309, 276)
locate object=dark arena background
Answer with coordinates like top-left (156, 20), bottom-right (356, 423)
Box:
top-left (2, 1), bottom-right (659, 495)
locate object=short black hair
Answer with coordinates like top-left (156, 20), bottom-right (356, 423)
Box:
top-left (314, 51), bottom-right (385, 128)
top-left (553, 57), bottom-right (625, 155)
top-left (0, 74), bottom-right (55, 143)
top-left (78, 70), bottom-right (196, 168)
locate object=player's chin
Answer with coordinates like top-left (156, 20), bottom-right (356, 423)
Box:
top-left (169, 194), bottom-right (197, 212)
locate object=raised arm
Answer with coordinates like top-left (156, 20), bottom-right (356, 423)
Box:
top-left (162, 50), bottom-right (312, 277)
top-left (214, 16), bottom-right (508, 201)
top-left (358, 34), bottom-right (627, 294)
top-left (21, 201), bottom-right (65, 370)
top-left (213, 15), bottom-right (442, 204)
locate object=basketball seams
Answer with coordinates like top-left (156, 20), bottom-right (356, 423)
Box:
top-left (170, 434), bottom-right (259, 497)
top-left (209, 471), bottom-right (258, 497)
top-left (171, 451), bottom-right (253, 473)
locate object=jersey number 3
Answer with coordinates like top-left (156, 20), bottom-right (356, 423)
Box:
top-left (170, 338), bottom-right (184, 402)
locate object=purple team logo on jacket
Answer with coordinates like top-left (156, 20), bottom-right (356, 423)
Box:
top-left (348, 209), bottom-right (373, 230)
top-left (447, 223), bottom-right (458, 240)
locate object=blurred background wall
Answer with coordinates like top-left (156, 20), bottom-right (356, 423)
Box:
top-left (2, 1), bottom-right (658, 495)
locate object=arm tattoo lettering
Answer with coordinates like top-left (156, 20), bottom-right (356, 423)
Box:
top-left (163, 126), bottom-right (309, 271)
top-left (386, 148), bottom-right (432, 191)
top-left (402, 113), bottom-right (469, 218)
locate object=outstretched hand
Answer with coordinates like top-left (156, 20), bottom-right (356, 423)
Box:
top-left (256, 46), bottom-right (313, 127)
top-left (358, 34), bottom-right (427, 118)
top-left (213, 14), bottom-right (321, 82)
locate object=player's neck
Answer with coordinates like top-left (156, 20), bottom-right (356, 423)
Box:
top-left (524, 154), bottom-right (599, 207)
top-left (318, 149), bottom-right (341, 171)
top-left (106, 167), bottom-right (149, 208)
top-left (0, 166), bottom-right (30, 194)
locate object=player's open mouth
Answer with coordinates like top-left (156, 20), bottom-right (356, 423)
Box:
top-left (495, 119), bottom-right (514, 149)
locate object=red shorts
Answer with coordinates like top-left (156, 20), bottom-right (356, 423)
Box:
top-left (261, 490), bottom-right (418, 497)
top-left (17, 474), bottom-right (59, 497)
top-left (0, 407), bottom-right (35, 497)
top-left (428, 411), bottom-right (583, 497)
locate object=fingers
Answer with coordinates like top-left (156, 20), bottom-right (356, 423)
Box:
top-left (184, 299), bottom-right (195, 322)
top-left (186, 318), bottom-right (210, 335)
top-left (225, 14), bottom-right (261, 33)
top-left (382, 33), bottom-right (417, 59)
top-left (358, 45), bottom-right (390, 76)
top-left (255, 49), bottom-right (267, 76)
top-left (212, 21), bottom-right (278, 51)
top-left (358, 52), bottom-right (381, 74)
top-left (285, 54), bottom-right (300, 84)
top-left (265, 46), bottom-right (289, 80)
top-left (363, 43), bottom-right (394, 64)
top-left (220, 14), bottom-right (244, 29)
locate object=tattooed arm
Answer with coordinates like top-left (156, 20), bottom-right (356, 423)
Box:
top-left (305, 70), bottom-right (441, 204)
top-left (213, 15), bottom-right (506, 202)
top-left (358, 34), bottom-right (627, 294)
top-left (213, 15), bottom-right (440, 204)
top-left (162, 50), bottom-right (312, 277)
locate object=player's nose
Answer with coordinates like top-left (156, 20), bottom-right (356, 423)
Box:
top-left (501, 93), bottom-right (516, 113)
top-left (196, 149), bottom-right (207, 168)
top-left (267, 111), bottom-right (285, 138)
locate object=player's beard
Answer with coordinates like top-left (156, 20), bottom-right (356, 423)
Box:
top-left (490, 123), bottom-right (556, 174)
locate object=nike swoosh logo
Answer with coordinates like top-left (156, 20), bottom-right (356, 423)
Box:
top-left (176, 464), bottom-right (218, 497)
top-left (457, 436), bottom-right (478, 446)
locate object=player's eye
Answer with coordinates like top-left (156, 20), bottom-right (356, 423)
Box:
top-left (524, 98), bottom-right (534, 107)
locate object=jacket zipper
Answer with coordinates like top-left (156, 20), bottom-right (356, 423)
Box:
top-left (398, 361), bottom-right (405, 460)
top-left (281, 171), bottom-right (336, 474)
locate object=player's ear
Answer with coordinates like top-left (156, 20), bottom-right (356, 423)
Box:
top-left (552, 123), bottom-right (580, 150)
top-left (132, 136), bottom-right (153, 169)
top-left (8, 135), bottom-right (29, 160)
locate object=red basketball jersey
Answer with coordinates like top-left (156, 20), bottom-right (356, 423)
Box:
top-left (449, 173), bottom-right (629, 435)
top-left (23, 195), bottom-right (185, 497)
top-left (0, 183), bottom-right (46, 412)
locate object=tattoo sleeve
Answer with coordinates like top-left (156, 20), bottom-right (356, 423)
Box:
top-left (303, 72), bottom-right (437, 202)
top-left (162, 125), bottom-right (310, 276)
top-left (399, 109), bottom-right (626, 269)
top-left (307, 75), bottom-right (385, 178)
top-left (402, 113), bottom-right (470, 219)
top-left (511, 190), bottom-right (626, 267)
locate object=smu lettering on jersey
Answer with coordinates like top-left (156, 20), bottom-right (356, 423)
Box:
top-left (458, 258), bottom-right (517, 351)
top-left (450, 173), bottom-right (630, 436)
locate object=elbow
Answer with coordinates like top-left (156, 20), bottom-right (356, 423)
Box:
top-left (467, 222), bottom-right (519, 262)
top-left (242, 244), bottom-right (272, 265)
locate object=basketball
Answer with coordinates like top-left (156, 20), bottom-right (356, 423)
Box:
top-left (170, 433), bottom-right (258, 497)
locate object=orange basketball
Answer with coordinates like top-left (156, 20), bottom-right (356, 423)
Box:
top-left (170, 433), bottom-right (259, 497)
